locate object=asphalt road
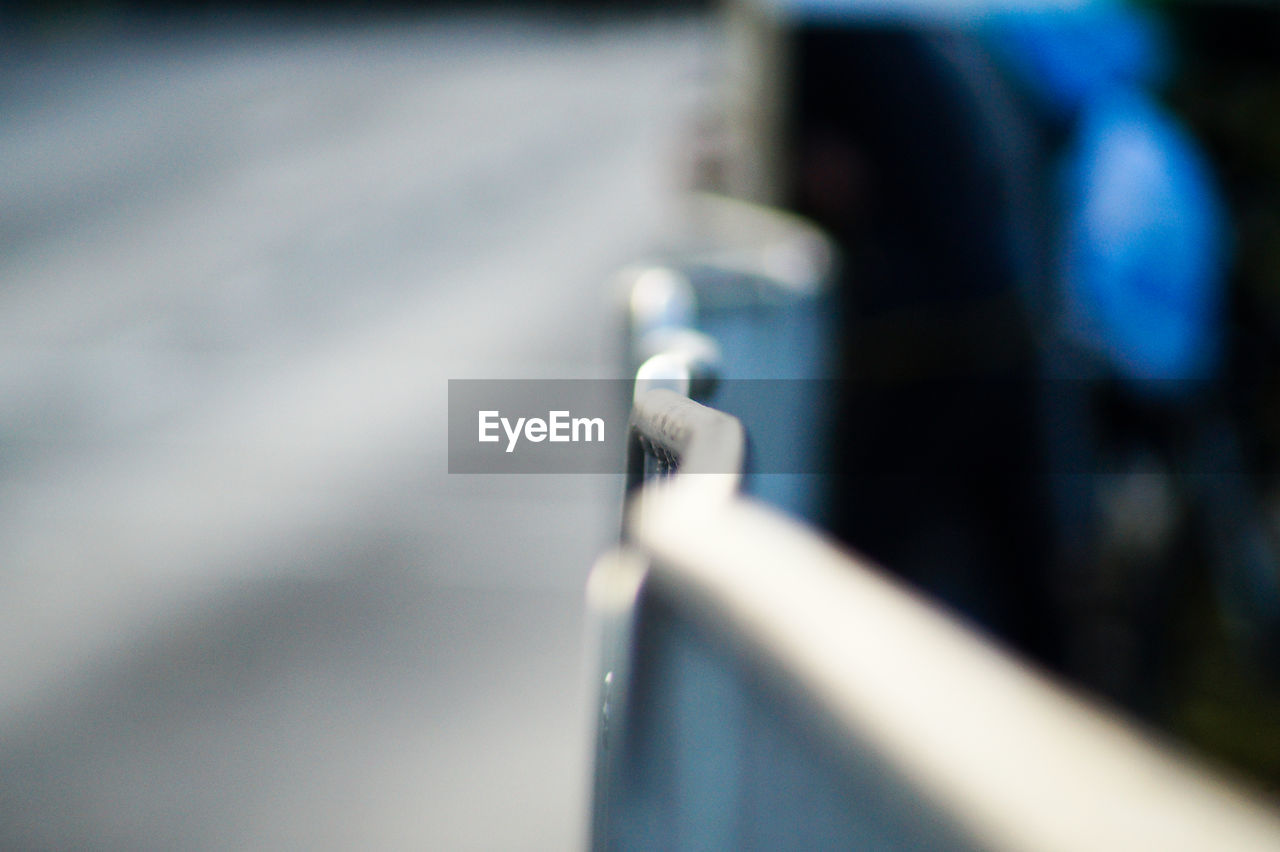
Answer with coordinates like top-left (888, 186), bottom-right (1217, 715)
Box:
top-left (0, 14), bottom-right (708, 849)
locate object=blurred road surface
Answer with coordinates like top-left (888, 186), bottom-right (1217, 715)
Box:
top-left (0, 14), bottom-right (707, 849)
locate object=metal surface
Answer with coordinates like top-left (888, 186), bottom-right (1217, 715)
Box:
top-left (591, 478), bottom-right (1280, 849)
top-left (621, 194), bottom-right (836, 522)
top-left (624, 388), bottom-right (745, 499)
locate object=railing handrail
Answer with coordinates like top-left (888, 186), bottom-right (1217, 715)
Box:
top-left (625, 388), bottom-right (745, 497)
top-left (592, 484), bottom-right (1280, 851)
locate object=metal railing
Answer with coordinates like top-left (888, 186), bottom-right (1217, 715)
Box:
top-left (589, 330), bottom-right (1280, 852)
top-left (624, 388), bottom-right (745, 497)
top-left (590, 465), bottom-right (1280, 851)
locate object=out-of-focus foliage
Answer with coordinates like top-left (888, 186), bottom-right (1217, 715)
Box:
top-left (1165, 4), bottom-right (1280, 475)
top-left (1155, 3), bottom-right (1280, 788)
